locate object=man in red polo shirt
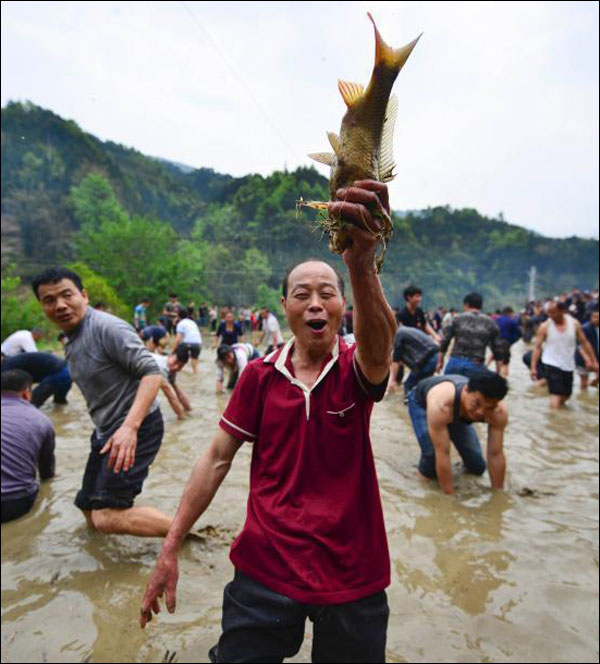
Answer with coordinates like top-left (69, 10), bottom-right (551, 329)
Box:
top-left (140, 181), bottom-right (398, 662)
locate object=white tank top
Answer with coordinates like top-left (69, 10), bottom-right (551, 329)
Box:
top-left (542, 315), bottom-right (576, 372)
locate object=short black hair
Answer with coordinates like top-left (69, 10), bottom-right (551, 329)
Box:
top-left (556, 301), bottom-right (569, 312)
top-left (403, 285), bottom-right (422, 301)
top-left (169, 292), bottom-right (178, 298)
top-left (591, 302), bottom-right (599, 313)
top-left (1, 369), bottom-right (33, 392)
top-left (468, 370), bottom-right (508, 400)
top-left (217, 344), bottom-right (233, 362)
top-left (464, 292), bottom-right (483, 309)
top-left (31, 267), bottom-right (84, 299)
top-left (174, 345), bottom-right (190, 364)
top-left (282, 260), bottom-right (345, 299)
top-left (502, 306), bottom-right (514, 315)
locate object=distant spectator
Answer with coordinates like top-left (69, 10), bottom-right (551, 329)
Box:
top-left (494, 307), bottom-right (522, 377)
top-left (1, 328), bottom-right (43, 357)
top-left (173, 311), bottom-right (203, 374)
top-left (215, 312), bottom-right (245, 348)
top-left (258, 308), bottom-right (284, 354)
top-left (398, 285), bottom-right (440, 342)
top-left (162, 293), bottom-right (181, 334)
top-left (1, 369), bottom-right (55, 523)
top-left (134, 298), bottom-right (151, 332)
top-left (576, 303), bottom-right (599, 389)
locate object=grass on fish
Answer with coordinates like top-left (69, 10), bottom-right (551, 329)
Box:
top-left (295, 197), bottom-right (389, 273)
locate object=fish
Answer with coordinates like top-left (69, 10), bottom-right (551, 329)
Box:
top-left (299, 13), bottom-right (421, 271)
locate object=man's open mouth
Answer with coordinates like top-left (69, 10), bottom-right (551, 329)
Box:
top-left (306, 320), bottom-right (327, 331)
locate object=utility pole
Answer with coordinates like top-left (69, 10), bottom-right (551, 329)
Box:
top-left (528, 266), bottom-right (537, 302)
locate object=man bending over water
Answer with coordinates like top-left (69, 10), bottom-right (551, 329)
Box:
top-left (408, 370), bottom-right (509, 494)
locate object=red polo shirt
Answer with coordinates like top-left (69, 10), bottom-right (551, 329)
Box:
top-left (219, 337), bottom-right (390, 605)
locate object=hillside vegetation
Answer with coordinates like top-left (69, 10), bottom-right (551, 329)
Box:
top-left (1, 101), bottom-right (597, 331)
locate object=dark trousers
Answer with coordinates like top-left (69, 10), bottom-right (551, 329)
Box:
top-left (1, 492), bottom-right (37, 523)
top-left (31, 365), bottom-right (72, 407)
top-left (210, 570), bottom-right (389, 663)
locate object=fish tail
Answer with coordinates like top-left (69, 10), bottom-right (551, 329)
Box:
top-left (367, 12), bottom-right (421, 73)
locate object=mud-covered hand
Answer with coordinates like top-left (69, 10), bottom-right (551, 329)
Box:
top-left (139, 551), bottom-right (179, 628)
top-left (328, 180), bottom-right (391, 265)
top-left (100, 424), bottom-right (138, 474)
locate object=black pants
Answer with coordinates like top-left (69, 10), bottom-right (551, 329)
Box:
top-left (210, 570), bottom-right (389, 663)
top-left (1, 492), bottom-right (37, 523)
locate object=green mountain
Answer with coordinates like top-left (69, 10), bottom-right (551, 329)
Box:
top-left (1, 101), bottom-right (598, 309)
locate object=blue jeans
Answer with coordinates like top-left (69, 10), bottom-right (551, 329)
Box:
top-left (404, 353), bottom-right (439, 396)
top-left (444, 355), bottom-right (483, 378)
top-left (407, 390), bottom-right (486, 479)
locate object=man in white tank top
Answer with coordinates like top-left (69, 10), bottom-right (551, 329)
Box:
top-left (530, 301), bottom-right (598, 408)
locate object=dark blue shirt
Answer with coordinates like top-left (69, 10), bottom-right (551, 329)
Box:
top-left (496, 315), bottom-right (522, 346)
top-left (1, 352), bottom-right (66, 383)
top-left (217, 321), bottom-right (244, 346)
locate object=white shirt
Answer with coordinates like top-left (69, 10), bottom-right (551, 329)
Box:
top-left (176, 319), bottom-right (202, 345)
top-left (264, 313), bottom-right (283, 346)
top-left (542, 315), bottom-right (577, 372)
top-left (1, 330), bottom-right (38, 356)
top-left (215, 343), bottom-right (255, 382)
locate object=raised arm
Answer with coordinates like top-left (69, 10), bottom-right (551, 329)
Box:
top-left (140, 428), bottom-right (243, 628)
top-left (329, 180), bottom-right (397, 385)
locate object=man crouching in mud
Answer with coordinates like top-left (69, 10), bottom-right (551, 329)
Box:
top-left (140, 181), bottom-right (397, 663)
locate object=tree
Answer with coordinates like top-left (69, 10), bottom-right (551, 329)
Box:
top-left (70, 172), bottom-right (127, 228)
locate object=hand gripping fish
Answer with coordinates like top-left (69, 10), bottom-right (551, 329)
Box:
top-left (299, 13), bottom-right (421, 272)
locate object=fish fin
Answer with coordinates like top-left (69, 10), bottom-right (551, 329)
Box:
top-left (327, 131), bottom-right (341, 156)
top-left (367, 12), bottom-right (421, 74)
top-left (378, 95), bottom-right (398, 182)
top-left (338, 80), bottom-right (365, 107)
top-left (308, 152), bottom-right (335, 166)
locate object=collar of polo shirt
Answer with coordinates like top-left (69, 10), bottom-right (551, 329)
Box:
top-left (264, 337), bottom-right (340, 420)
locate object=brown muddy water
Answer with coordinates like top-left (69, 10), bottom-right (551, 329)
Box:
top-left (1, 340), bottom-right (598, 663)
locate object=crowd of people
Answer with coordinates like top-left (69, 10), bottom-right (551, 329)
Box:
top-left (1, 180), bottom-right (598, 662)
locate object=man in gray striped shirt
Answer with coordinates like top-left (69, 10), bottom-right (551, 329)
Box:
top-left (437, 292), bottom-right (504, 377)
top-left (32, 267), bottom-right (172, 538)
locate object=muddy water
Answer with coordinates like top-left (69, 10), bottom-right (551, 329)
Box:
top-left (1, 341), bottom-right (598, 663)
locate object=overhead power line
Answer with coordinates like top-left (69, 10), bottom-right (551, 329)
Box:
top-left (179, 1), bottom-right (301, 163)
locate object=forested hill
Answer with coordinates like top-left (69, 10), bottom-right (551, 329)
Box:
top-left (1, 101), bottom-right (598, 310)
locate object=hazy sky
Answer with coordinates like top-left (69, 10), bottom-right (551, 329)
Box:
top-left (2, 1), bottom-right (598, 238)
